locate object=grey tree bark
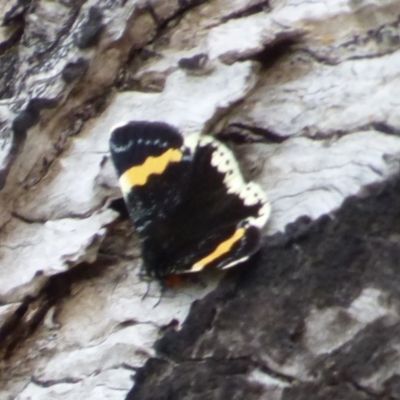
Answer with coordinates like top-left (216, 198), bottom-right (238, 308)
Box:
top-left (1, 0), bottom-right (400, 399)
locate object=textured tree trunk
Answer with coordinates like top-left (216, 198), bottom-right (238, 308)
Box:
top-left (1, 0), bottom-right (400, 399)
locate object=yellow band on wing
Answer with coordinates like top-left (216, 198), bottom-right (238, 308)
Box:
top-left (119, 148), bottom-right (182, 192)
top-left (190, 228), bottom-right (245, 272)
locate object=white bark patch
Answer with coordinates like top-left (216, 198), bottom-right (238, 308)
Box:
top-left (35, 324), bottom-right (157, 381)
top-left (305, 288), bottom-right (392, 355)
top-left (255, 131), bottom-right (400, 233)
top-left (0, 210), bottom-right (117, 298)
top-left (247, 368), bottom-right (289, 400)
top-left (207, 12), bottom-right (303, 63)
top-left (232, 49), bottom-right (400, 138)
top-left (16, 368), bottom-right (133, 400)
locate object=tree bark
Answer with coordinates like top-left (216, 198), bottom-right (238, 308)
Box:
top-left (1, 0), bottom-right (400, 399)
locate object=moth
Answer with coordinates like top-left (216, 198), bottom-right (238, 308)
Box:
top-left (109, 121), bottom-right (270, 279)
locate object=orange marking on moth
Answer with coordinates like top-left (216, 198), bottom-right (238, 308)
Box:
top-left (119, 148), bottom-right (182, 191)
top-left (190, 228), bottom-right (245, 272)
top-left (163, 274), bottom-right (185, 287)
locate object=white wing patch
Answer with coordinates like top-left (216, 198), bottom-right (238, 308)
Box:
top-left (195, 135), bottom-right (271, 230)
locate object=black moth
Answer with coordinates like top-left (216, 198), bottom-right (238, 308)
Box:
top-left (109, 121), bottom-right (270, 279)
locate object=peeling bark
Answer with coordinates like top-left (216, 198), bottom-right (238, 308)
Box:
top-left (1, 0), bottom-right (400, 399)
